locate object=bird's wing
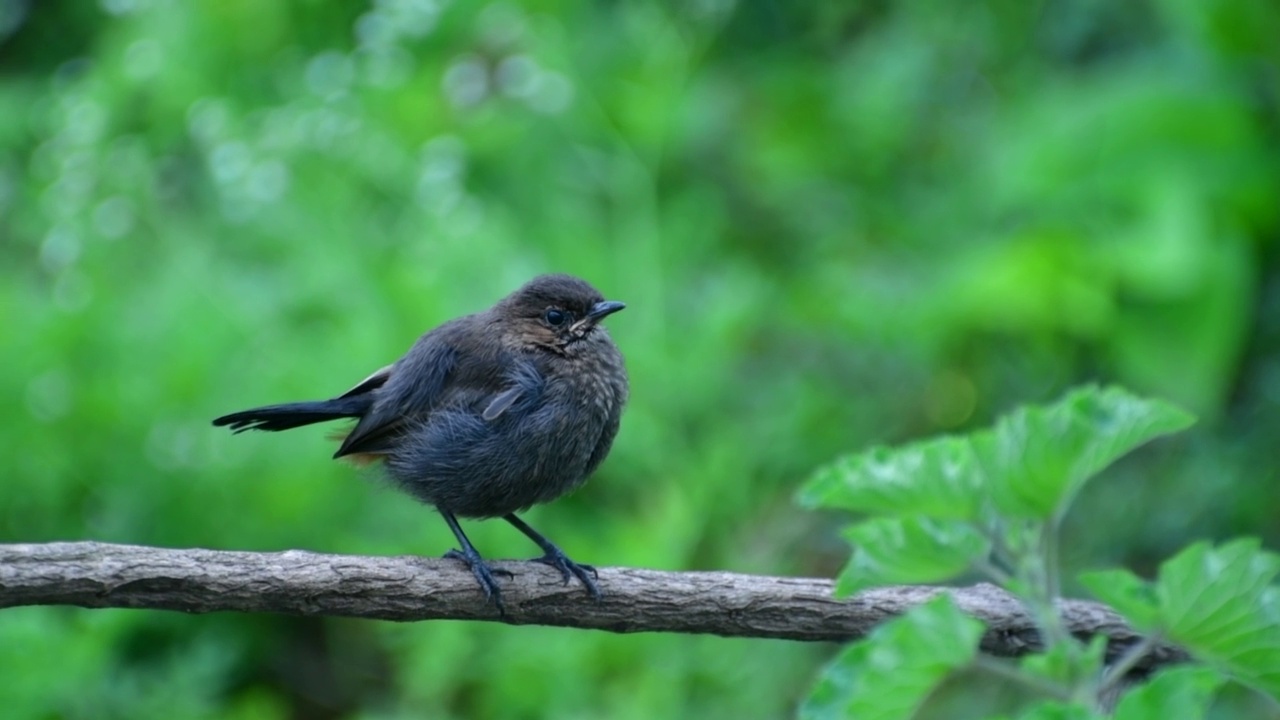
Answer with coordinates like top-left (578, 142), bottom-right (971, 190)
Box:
top-left (481, 355), bottom-right (547, 421)
top-left (333, 338), bottom-right (458, 459)
top-left (482, 387), bottom-right (523, 421)
top-left (338, 364), bottom-right (393, 398)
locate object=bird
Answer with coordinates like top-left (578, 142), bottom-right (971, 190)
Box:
top-left (212, 274), bottom-right (628, 611)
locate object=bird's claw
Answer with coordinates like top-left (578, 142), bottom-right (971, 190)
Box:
top-left (533, 549), bottom-right (602, 601)
top-left (444, 548), bottom-right (512, 613)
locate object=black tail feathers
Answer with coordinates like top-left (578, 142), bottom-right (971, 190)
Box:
top-left (212, 396), bottom-right (371, 433)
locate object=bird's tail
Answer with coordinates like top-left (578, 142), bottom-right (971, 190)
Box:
top-left (212, 396), bottom-right (371, 433)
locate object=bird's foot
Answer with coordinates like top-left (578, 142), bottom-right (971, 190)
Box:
top-left (532, 547), bottom-right (602, 601)
top-left (444, 548), bottom-right (514, 613)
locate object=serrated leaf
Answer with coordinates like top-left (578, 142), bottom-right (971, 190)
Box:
top-left (1155, 539), bottom-right (1280, 697)
top-left (1111, 666), bottom-right (1226, 720)
top-left (1077, 569), bottom-right (1161, 630)
top-left (836, 516), bottom-right (991, 595)
top-left (973, 386), bottom-right (1194, 519)
top-left (801, 596), bottom-right (985, 720)
top-left (1080, 540), bottom-right (1280, 700)
top-left (798, 436), bottom-right (985, 520)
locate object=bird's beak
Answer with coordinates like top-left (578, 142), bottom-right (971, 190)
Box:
top-left (587, 300), bottom-right (626, 321)
top-left (572, 300), bottom-right (626, 333)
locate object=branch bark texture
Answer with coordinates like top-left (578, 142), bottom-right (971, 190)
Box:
top-left (0, 542), bottom-right (1186, 672)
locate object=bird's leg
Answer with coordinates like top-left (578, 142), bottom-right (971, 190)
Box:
top-left (440, 511), bottom-right (512, 613)
top-left (503, 513), bottom-right (602, 601)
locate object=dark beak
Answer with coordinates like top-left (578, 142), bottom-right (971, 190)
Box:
top-left (572, 301), bottom-right (625, 334)
top-left (586, 300), bottom-right (626, 323)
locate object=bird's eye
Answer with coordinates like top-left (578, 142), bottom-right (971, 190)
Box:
top-left (544, 308), bottom-right (567, 326)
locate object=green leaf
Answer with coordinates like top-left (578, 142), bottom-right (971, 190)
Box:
top-left (973, 385), bottom-right (1194, 519)
top-left (1077, 569), bottom-right (1161, 630)
top-left (1082, 539), bottom-right (1280, 699)
top-left (836, 516), bottom-right (992, 595)
top-left (798, 436), bottom-right (985, 520)
top-left (1112, 666), bottom-right (1226, 720)
top-left (1019, 635), bottom-right (1109, 688)
top-left (801, 596), bottom-right (985, 720)
top-left (1008, 702), bottom-right (1105, 720)
top-left (1156, 540), bottom-right (1280, 697)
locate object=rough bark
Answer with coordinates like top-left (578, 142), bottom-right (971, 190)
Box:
top-left (0, 541), bottom-right (1186, 672)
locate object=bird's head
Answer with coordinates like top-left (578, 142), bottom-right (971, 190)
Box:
top-left (496, 274), bottom-right (625, 353)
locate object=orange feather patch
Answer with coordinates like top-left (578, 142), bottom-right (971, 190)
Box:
top-left (327, 428), bottom-right (386, 466)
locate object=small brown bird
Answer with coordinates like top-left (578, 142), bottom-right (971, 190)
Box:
top-left (213, 274), bottom-right (628, 610)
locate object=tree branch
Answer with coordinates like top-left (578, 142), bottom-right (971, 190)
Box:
top-left (1, 542), bottom-right (1186, 672)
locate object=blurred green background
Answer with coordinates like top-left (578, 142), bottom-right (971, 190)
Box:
top-left (1, 0), bottom-right (1278, 718)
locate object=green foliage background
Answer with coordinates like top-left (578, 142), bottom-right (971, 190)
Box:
top-left (0, 0), bottom-right (1277, 717)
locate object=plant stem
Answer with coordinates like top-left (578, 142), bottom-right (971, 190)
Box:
top-left (1044, 508), bottom-right (1065, 608)
top-left (1034, 512), bottom-right (1071, 650)
top-left (973, 655), bottom-right (1075, 702)
top-left (975, 558), bottom-right (1014, 586)
top-left (1098, 634), bottom-right (1158, 694)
